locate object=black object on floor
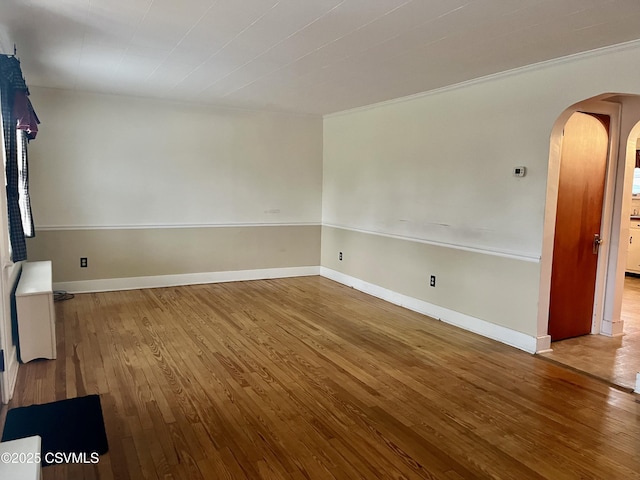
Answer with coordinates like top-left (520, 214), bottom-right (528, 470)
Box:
top-left (2, 394), bottom-right (109, 466)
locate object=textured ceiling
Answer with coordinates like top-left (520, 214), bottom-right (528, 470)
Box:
top-left (1, 0), bottom-right (640, 115)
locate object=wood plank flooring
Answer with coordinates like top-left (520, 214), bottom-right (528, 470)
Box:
top-left (2, 276), bottom-right (639, 479)
top-left (539, 275), bottom-right (640, 391)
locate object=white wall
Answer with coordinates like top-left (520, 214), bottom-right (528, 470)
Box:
top-left (324, 42), bottom-right (640, 258)
top-left (322, 41), bottom-right (640, 347)
top-left (25, 88), bottom-right (323, 286)
top-left (29, 87), bottom-right (322, 228)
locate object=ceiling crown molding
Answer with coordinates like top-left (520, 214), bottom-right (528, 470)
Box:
top-left (325, 38), bottom-right (640, 119)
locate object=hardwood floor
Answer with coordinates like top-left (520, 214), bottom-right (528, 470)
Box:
top-left (2, 276), bottom-right (640, 479)
top-left (539, 275), bottom-right (640, 391)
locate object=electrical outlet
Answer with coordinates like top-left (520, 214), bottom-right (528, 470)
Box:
top-left (80, 257), bottom-right (88, 268)
top-left (430, 275), bottom-right (436, 287)
top-left (339, 252), bottom-right (343, 261)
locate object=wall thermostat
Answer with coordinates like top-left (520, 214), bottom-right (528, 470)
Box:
top-left (513, 166), bottom-right (526, 177)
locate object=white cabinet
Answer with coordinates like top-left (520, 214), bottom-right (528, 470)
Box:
top-left (15, 261), bottom-right (56, 363)
top-left (627, 221), bottom-right (640, 274)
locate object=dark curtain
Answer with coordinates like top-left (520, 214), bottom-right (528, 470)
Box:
top-left (0, 55), bottom-right (29, 261)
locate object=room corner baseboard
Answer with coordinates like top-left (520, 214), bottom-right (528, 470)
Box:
top-left (54, 265), bottom-right (539, 354)
top-left (319, 267), bottom-right (538, 354)
top-left (53, 266), bottom-right (321, 293)
top-left (3, 345), bottom-right (19, 404)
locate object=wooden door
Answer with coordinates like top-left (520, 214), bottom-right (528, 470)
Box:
top-left (548, 112), bottom-right (609, 341)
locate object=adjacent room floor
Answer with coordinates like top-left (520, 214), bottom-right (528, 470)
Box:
top-left (539, 275), bottom-right (640, 391)
top-left (1, 276), bottom-right (639, 479)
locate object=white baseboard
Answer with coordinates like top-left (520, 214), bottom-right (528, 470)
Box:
top-left (2, 345), bottom-right (18, 404)
top-left (53, 265), bottom-right (540, 354)
top-left (600, 318), bottom-right (625, 337)
top-left (535, 335), bottom-right (552, 353)
top-left (320, 267), bottom-right (539, 354)
top-left (636, 372), bottom-right (640, 394)
top-left (54, 266), bottom-right (321, 294)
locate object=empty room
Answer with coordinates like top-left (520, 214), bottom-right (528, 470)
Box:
top-left (0, 1), bottom-right (639, 479)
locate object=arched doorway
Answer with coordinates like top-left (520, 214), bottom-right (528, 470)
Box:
top-left (538, 94), bottom-right (640, 391)
top-left (537, 97), bottom-right (623, 351)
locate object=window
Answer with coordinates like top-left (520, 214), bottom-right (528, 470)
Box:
top-left (633, 168), bottom-right (640, 196)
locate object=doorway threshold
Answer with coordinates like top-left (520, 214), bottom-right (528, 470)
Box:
top-left (536, 275), bottom-right (640, 393)
top-left (535, 353), bottom-right (635, 393)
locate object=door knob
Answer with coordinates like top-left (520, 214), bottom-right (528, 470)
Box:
top-left (593, 234), bottom-right (603, 254)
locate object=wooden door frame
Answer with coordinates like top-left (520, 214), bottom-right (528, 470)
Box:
top-left (605, 117), bottom-right (640, 337)
top-left (537, 99), bottom-right (622, 351)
